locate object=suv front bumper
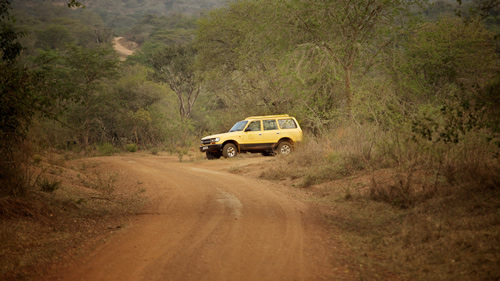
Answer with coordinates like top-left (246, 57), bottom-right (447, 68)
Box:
top-left (199, 144), bottom-right (222, 153)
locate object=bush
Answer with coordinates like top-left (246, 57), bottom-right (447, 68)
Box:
top-left (97, 143), bottom-right (120, 156)
top-left (126, 143), bottom-right (138, 152)
top-left (38, 178), bottom-right (61, 193)
top-left (33, 154), bottom-right (42, 165)
top-left (262, 123), bottom-right (498, 207)
top-left (260, 130), bottom-right (370, 186)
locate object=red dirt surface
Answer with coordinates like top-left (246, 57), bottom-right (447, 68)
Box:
top-left (38, 155), bottom-right (354, 281)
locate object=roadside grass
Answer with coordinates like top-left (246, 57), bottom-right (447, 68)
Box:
top-left (260, 125), bottom-right (500, 280)
top-left (320, 182), bottom-right (500, 281)
top-left (0, 152), bottom-right (147, 281)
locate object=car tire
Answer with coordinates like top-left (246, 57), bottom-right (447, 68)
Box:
top-left (222, 143), bottom-right (237, 158)
top-left (276, 141), bottom-right (292, 155)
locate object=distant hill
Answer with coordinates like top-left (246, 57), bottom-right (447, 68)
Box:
top-left (84, 0), bottom-right (227, 16)
top-left (12, 0), bottom-right (228, 35)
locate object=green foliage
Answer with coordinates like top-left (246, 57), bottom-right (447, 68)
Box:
top-left (125, 41), bottom-right (167, 65)
top-left (67, 0), bottom-right (84, 8)
top-left (149, 43), bottom-right (201, 120)
top-left (124, 14), bottom-right (197, 45)
top-left (97, 143), bottom-right (120, 156)
top-left (32, 154), bottom-right (42, 165)
top-left (126, 143), bottom-right (138, 152)
top-left (196, 0), bottom-right (299, 121)
top-left (44, 0), bottom-right (223, 35)
top-left (395, 16), bottom-right (498, 102)
top-left (0, 1), bottom-right (74, 197)
top-left (196, 0), bottom-right (424, 124)
top-left (394, 16), bottom-right (500, 150)
top-left (35, 24), bottom-right (75, 50)
top-left (104, 64), bottom-right (167, 147)
top-left (0, 7), bottom-right (23, 61)
top-left (411, 99), bottom-right (487, 144)
top-left (59, 44), bottom-right (119, 148)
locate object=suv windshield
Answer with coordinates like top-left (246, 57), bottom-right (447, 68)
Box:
top-left (229, 120), bottom-right (248, 132)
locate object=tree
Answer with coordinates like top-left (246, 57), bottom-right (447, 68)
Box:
top-left (35, 24), bottom-right (75, 50)
top-left (396, 16), bottom-right (498, 101)
top-left (276, 0), bottom-right (423, 118)
top-left (106, 64), bottom-right (166, 147)
top-left (0, 0), bottom-right (22, 61)
top-left (0, 0), bottom-right (71, 195)
top-left (195, 0), bottom-right (424, 127)
top-left (61, 44), bottom-right (119, 147)
top-left (455, 0), bottom-right (500, 19)
top-left (149, 44), bottom-right (201, 120)
top-left (196, 0), bottom-right (301, 119)
top-left (395, 16), bottom-right (500, 144)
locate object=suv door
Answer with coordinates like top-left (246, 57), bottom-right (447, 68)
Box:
top-left (261, 119), bottom-right (281, 145)
top-left (241, 120), bottom-right (265, 150)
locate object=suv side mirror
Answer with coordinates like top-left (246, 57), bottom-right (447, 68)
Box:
top-left (245, 128), bottom-right (251, 132)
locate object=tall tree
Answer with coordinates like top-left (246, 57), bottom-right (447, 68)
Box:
top-left (0, 0), bottom-right (71, 195)
top-left (196, 0), bottom-right (424, 125)
top-left (196, 0), bottom-right (299, 118)
top-left (396, 16), bottom-right (498, 101)
top-left (277, 0), bottom-right (423, 117)
top-left (395, 16), bottom-right (500, 143)
top-left (149, 44), bottom-right (201, 120)
top-left (61, 44), bottom-right (119, 147)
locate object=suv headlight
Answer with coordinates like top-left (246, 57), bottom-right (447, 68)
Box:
top-left (211, 137), bottom-right (220, 143)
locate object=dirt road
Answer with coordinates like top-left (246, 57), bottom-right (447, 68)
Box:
top-left (113, 37), bottom-right (135, 59)
top-left (43, 155), bottom-right (350, 281)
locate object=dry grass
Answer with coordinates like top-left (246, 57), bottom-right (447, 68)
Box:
top-left (0, 152), bottom-right (147, 281)
top-left (260, 125), bottom-right (500, 280)
top-left (259, 135), bottom-right (366, 186)
top-left (321, 184), bottom-right (500, 281)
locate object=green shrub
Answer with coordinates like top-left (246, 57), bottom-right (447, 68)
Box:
top-left (126, 143), bottom-right (138, 152)
top-left (97, 143), bottom-right (120, 156)
top-left (33, 154), bottom-right (42, 165)
top-left (150, 147), bottom-right (159, 155)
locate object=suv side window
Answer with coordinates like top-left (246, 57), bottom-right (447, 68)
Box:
top-left (278, 119), bottom-right (297, 129)
top-left (263, 120), bottom-right (278, 131)
top-left (246, 121), bottom-right (261, 131)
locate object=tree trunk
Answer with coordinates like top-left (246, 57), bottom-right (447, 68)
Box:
top-left (344, 65), bottom-right (353, 119)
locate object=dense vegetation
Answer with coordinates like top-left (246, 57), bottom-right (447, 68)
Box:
top-left (1, 0), bottom-right (499, 279)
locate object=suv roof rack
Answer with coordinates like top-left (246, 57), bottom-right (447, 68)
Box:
top-left (245, 114), bottom-right (290, 120)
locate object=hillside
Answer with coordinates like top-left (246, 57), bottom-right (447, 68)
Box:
top-left (12, 0), bottom-right (227, 35)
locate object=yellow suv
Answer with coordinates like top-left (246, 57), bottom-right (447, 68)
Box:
top-left (200, 115), bottom-right (303, 159)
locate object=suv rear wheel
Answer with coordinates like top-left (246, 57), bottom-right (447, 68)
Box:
top-left (222, 143), bottom-right (237, 158)
top-left (276, 141), bottom-right (292, 155)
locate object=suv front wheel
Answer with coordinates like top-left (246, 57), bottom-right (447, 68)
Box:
top-left (222, 143), bottom-right (237, 158)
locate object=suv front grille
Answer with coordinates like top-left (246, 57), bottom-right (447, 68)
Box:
top-left (201, 139), bottom-right (211, 145)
